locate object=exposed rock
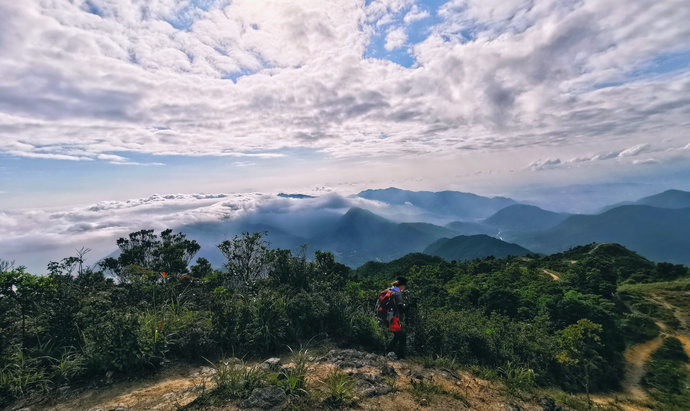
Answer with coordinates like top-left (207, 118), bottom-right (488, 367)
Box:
top-left (265, 357), bottom-right (281, 368)
top-left (241, 386), bottom-right (286, 409)
top-left (258, 357), bottom-right (281, 372)
top-left (321, 349), bottom-right (385, 369)
top-left (353, 372), bottom-right (393, 398)
top-left (386, 352), bottom-right (398, 361)
top-left (539, 397), bottom-right (561, 411)
top-left (108, 406), bottom-right (131, 411)
top-left (505, 403), bottom-right (522, 411)
top-left (380, 364), bottom-right (397, 377)
top-left (410, 371), bottom-right (426, 381)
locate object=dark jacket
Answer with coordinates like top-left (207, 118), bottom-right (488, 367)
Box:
top-left (389, 286), bottom-right (405, 317)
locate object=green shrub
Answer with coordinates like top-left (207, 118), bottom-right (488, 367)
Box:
top-left (0, 349), bottom-right (51, 405)
top-left (498, 361), bottom-right (537, 395)
top-left (320, 368), bottom-right (355, 407)
top-left (409, 379), bottom-right (445, 404)
top-left (620, 313), bottom-right (660, 344)
top-left (642, 337), bottom-right (690, 409)
top-left (278, 347), bottom-right (310, 396)
top-left (207, 357), bottom-right (264, 400)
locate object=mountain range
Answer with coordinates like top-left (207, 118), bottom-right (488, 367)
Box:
top-left (171, 188), bottom-right (690, 267)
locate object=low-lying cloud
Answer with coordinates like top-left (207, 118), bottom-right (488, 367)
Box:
top-left (0, 191), bottom-right (384, 273)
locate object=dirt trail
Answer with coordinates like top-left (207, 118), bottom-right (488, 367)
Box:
top-left (621, 337), bottom-right (664, 401)
top-left (40, 365), bottom-right (214, 411)
top-left (650, 293), bottom-right (688, 330)
top-left (616, 291), bottom-right (690, 403)
top-left (28, 354), bottom-right (543, 411)
top-left (541, 269), bottom-right (560, 281)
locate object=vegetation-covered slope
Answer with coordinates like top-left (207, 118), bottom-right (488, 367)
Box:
top-left (1, 230), bottom-right (688, 410)
top-left (423, 234), bottom-right (532, 261)
top-left (313, 207), bottom-right (457, 267)
top-left (522, 205), bottom-right (690, 264)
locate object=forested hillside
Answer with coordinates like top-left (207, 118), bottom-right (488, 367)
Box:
top-left (1, 230), bottom-right (688, 410)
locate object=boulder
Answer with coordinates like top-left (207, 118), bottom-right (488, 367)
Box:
top-left (539, 397), bottom-right (562, 411)
top-left (353, 372), bottom-right (393, 398)
top-left (263, 357), bottom-right (281, 371)
top-left (380, 364), bottom-right (397, 377)
top-left (241, 386), bottom-right (286, 409)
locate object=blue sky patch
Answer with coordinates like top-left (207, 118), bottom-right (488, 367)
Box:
top-left (83, 1), bottom-right (103, 17)
top-left (364, 0), bottom-right (445, 67)
top-left (631, 50), bottom-right (690, 77)
top-left (595, 49), bottom-right (690, 89)
top-left (165, 0), bottom-right (229, 31)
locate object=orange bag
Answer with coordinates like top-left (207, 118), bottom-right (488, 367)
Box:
top-left (389, 316), bottom-right (402, 332)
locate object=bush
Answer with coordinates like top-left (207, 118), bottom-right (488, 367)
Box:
top-left (277, 347), bottom-right (310, 396)
top-left (0, 349), bottom-right (51, 406)
top-left (642, 337), bottom-right (690, 409)
top-left (620, 313), bottom-right (660, 344)
top-left (320, 368), bottom-right (355, 407)
top-left (207, 357), bottom-right (264, 400)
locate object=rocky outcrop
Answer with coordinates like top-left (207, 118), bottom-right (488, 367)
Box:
top-left (319, 349), bottom-right (384, 369)
top-left (241, 386), bottom-right (286, 409)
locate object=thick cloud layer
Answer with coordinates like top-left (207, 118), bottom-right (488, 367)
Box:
top-left (0, 191), bottom-right (385, 272)
top-left (0, 0), bottom-right (688, 165)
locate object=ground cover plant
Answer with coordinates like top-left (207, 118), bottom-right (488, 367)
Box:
top-left (1, 231), bottom-right (688, 409)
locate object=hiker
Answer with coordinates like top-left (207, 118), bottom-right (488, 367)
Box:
top-left (376, 276), bottom-right (408, 358)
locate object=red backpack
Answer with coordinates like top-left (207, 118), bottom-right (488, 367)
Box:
top-left (375, 288), bottom-right (394, 321)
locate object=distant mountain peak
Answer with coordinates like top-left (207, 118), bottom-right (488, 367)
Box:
top-left (343, 206), bottom-right (386, 219)
top-left (356, 187), bottom-right (516, 220)
top-left (636, 189), bottom-right (690, 209)
top-left (277, 193), bottom-right (315, 199)
top-left (424, 234), bottom-right (531, 261)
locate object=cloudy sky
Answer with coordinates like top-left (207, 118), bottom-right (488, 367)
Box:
top-left (0, 0), bottom-right (689, 270)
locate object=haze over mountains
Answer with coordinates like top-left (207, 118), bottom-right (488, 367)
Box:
top-left (177, 187), bottom-right (690, 268)
top-left (3, 187), bottom-right (690, 272)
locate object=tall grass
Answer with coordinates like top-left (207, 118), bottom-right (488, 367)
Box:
top-left (277, 346), bottom-right (310, 396)
top-left (205, 356), bottom-right (264, 400)
top-left (320, 368), bottom-right (355, 407)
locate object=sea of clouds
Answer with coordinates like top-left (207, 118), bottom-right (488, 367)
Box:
top-left (0, 191), bottom-right (401, 273)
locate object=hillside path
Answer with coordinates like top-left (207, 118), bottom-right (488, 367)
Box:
top-left (541, 269), bottom-right (560, 281)
top-left (618, 292), bottom-right (690, 402)
top-left (621, 337), bottom-right (664, 401)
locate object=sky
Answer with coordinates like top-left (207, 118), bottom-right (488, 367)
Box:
top-left (0, 0), bottom-right (689, 270)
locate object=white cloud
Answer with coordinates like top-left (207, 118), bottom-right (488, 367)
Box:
top-left (527, 143), bottom-right (677, 171)
top-left (403, 5), bottom-right (430, 24)
top-left (233, 161), bottom-right (256, 167)
top-left (618, 144), bottom-right (651, 157)
top-left (632, 158), bottom-right (659, 165)
top-left (0, 0), bottom-right (687, 170)
top-left (527, 158), bottom-right (561, 171)
top-left (384, 27), bottom-right (408, 51)
top-left (0, 191), bottom-right (386, 273)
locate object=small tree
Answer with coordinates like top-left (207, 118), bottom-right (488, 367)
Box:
top-left (190, 257), bottom-right (214, 279)
top-left (100, 229), bottom-right (200, 282)
top-left (556, 318), bottom-right (604, 398)
top-left (217, 232), bottom-right (273, 288)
